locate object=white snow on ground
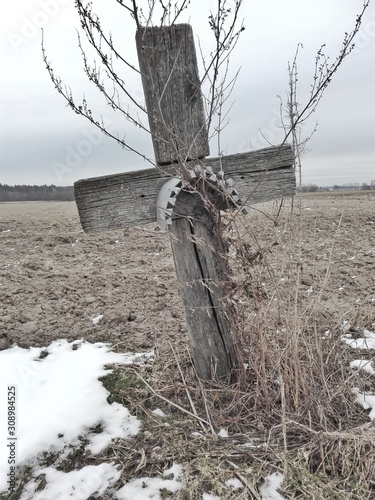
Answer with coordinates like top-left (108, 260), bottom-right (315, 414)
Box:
top-left (20, 463), bottom-right (121, 500)
top-left (218, 428), bottom-right (229, 438)
top-left (0, 340), bottom-right (154, 496)
top-left (341, 329), bottom-right (375, 349)
top-left (91, 314), bottom-right (104, 325)
top-left (344, 329), bottom-right (375, 420)
top-left (20, 462), bottom-right (184, 500)
top-left (350, 359), bottom-right (375, 376)
top-left (152, 408), bottom-right (167, 417)
top-left (116, 463), bottom-right (183, 499)
top-left (163, 462), bottom-right (183, 479)
top-left (259, 472), bottom-right (285, 500)
top-left (352, 389), bottom-right (375, 420)
top-left (225, 477), bottom-right (244, 490)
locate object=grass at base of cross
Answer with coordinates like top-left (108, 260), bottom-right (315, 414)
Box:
top-left (92, 194), bottom-right (375, 499)
top-left (93, 340), bottom-right (374, 499)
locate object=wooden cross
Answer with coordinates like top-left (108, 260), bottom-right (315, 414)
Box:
top-left (74, 24), bottom-right (295, 380)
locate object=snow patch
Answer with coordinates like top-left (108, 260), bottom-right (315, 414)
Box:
top-left (352, 389), bottom-right (375, 420)
top-left (91, 314), bottom-right (104, 325)
top-left (218, 428), bottom-right (229, 438)
top-left (20, 463), bottom-right (121, 500)
top-left (116, 475), bottom-right (182, 499)
top-left (341, 329), bottom-right (375, 349)
top-left (0, 340), bottom-right (153, 493)
top-left (152, 408), bottom-right (167, 417)
top-left (350, 359), bottom-right (375, 376)
top-left (259, 472), bottom-right (285, 500)
top-left (163, 463), bottom-right (183, 479)
top-left (226, 477), bottom-right (244, 490)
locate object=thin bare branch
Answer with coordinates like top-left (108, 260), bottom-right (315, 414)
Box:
top-left (278, 0), bottom-right (370, 186)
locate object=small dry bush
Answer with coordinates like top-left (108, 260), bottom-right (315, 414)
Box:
top-left (151, 198), bottom-right (373, 428)
top-left (141, 195), bottom-right (375, 496)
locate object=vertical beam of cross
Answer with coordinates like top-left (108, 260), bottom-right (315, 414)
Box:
top-left (136, 24), bottom-right (240, 379)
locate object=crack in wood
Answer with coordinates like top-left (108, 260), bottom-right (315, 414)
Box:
top-left (188, 217), bottom-right (228, 361)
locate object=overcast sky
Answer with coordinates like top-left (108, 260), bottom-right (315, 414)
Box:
top-left (1, 0), bottom-right (374, 187)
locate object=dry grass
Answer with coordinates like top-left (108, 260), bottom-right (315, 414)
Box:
top-left (95, 348), bottom-right (374, 498)
top-left (100, 194), bottom-right (374, 497)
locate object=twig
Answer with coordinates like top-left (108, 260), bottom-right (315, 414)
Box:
top-left (280, 375), bottom-right (288, 478)
top-left (134, 370), bottom-right (211, 427)
top-left (285, 419), bottom-right (374, 439)
top-left (169, 342), bottom-right (207, 433)
top-left (226, 460), bottom-right (262, 499)
top-left (197, 377), bottom-right (217, 435)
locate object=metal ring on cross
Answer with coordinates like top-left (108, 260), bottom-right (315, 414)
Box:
top-left (156, 166), bottom-right (248, 230)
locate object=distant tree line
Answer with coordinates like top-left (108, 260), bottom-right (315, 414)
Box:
top-left (0, 184), bottom-right (74, 202)
top-left (1, 181), bottom-right (372, 203)
top-left (298, 183), bottom-right (375, 193)
top-left (332, 183), bottom-right (375, 191)
top-left (298, 184), bottom-right (319, 192)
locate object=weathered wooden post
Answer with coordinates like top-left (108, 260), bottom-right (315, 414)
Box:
top-left (74, 24), bottom-right (296, 380)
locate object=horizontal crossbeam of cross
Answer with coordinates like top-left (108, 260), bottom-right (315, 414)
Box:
top-left (74, 144), bottom-right (295, 232)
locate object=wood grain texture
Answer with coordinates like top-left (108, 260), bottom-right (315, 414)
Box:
top-left (74, 145), bottom-right (295, 232)
top-left (136, 24), bottom-right (209, 164)
top-left (169, 191), bottom-right (238, 379)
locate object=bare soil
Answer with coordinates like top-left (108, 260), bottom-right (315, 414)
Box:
top-left (1, 191), bottom-right (374, 352)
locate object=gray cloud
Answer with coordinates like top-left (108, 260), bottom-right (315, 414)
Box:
top-left (0, 0), bottom-right (374, 187)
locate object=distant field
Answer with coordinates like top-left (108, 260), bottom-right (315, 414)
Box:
top-left (1, 191), bottom-right (374, 350)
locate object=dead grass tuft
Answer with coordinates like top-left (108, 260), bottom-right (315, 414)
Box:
top-left (118, 194), bottom-right (374, 496)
